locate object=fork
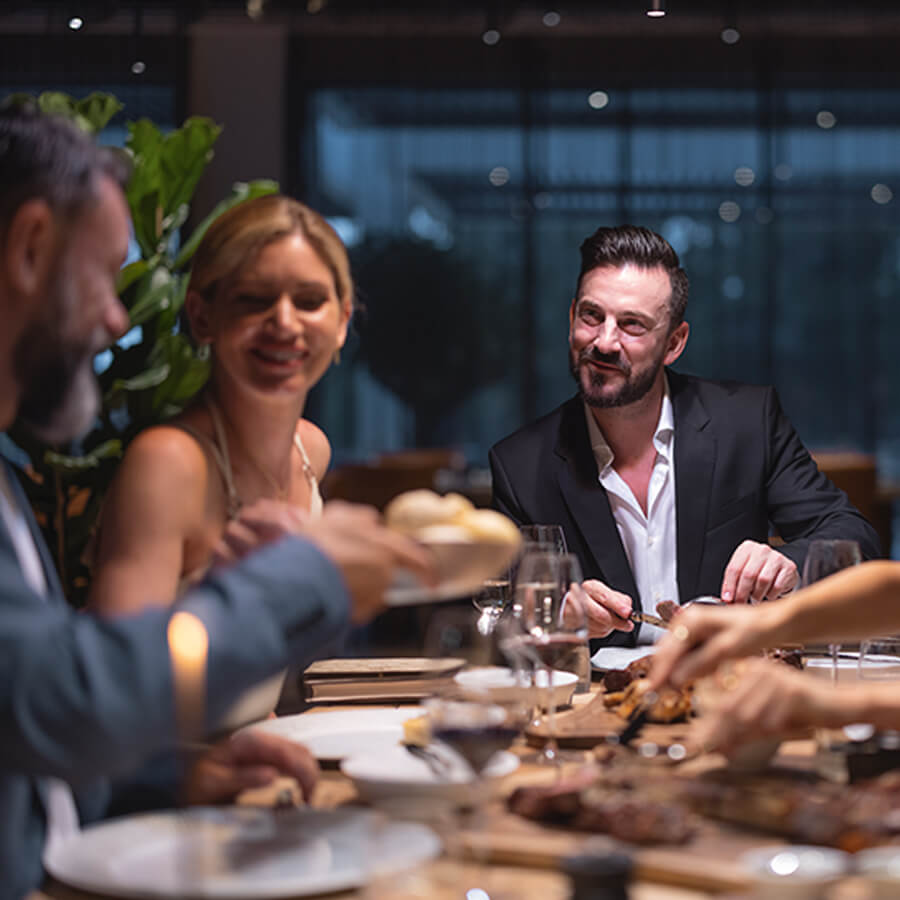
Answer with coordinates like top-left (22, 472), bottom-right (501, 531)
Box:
top-left (406, 743), bottom-right (454, 780)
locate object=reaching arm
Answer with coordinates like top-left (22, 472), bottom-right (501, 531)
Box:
top-left (651, 559), bottom-right (900, 689)
top-left (0, 535), bottom-right (348, 785)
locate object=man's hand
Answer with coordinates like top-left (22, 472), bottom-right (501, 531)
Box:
top-left (212, 499), bottom-right (436, 624)
top-left (720, 540), bottom-right (798, 605)
top-left (581, 579), bottom-right (635, 638)
top-left (690, 659), bottom-right (852, 756)
top-left (183, 730), bottom-right (319, 806)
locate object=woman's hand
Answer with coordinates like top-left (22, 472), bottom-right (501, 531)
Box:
top-left (690, 659), bottom-right (856, 756)
top-left (649, 602), bottom-right (780, 690)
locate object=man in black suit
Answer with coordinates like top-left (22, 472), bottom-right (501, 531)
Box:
top-left (490, 225), bottom-right (880, 647)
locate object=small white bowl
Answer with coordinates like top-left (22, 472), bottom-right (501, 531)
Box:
top-left (453, 666), bottom-right (577, 709)
top-left (855, 847), bottom-right (900, 899)
top-left (740, 845), bottom-right (850, 899)
top-left (341, 745), bottom-right (519, 816)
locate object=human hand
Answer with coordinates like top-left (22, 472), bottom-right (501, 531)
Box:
top-left (183, 729), bottom-right (319, 806)
top-left (212, 500), bottom-right (436, 624)
top-left (720, 540), bottom-right (798, 605)
top-left (649, 602), bottom-right (776, 690)
top-left (690, 659), bottom-right (849, 756)
top-left (308, 501), bottom-right (436, 623)
top-left (212, 499), bottom-right (310, 566)
top-left (581, 579), bottom-right (634, 638)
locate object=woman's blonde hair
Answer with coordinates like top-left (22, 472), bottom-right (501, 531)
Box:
top-left (188, 194), bottom-right (353, 308)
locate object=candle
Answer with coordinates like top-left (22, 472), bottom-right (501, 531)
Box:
top-left (167, 610), bottom-right (208, 740)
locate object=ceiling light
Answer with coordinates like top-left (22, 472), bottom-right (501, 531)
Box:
top-left (542, 10), bottom-right (561, 27)
top-left (721, 27), bottom-right (740, 45)
top-left (816, 110), bottom-right (837, 129)
top-left (647, 0), bottom-right (665, 18)
top-left (67, 16), bottom-right (84, 30)
top-left (588, 90), bottom-right (609, 110)
top-left (482, 29), bottom-right (501, 46)
top-left (131, 60), bottom-right (146, 75)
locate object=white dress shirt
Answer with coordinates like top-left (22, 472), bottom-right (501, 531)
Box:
top-left (0, 465), bottom-right (80, 848)
top-left (584, 383), bottom-right (679, 645)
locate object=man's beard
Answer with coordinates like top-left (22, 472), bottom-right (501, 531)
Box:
top-left (569, 345), bottom-right (663, 409)
top-left (13, 270), bottom-right (102, 444)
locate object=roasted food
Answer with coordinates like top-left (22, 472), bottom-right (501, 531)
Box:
top-left (766, 647), bottom-right (804, 670)
top-left (508, 767), bottom-right (695, 845)
top-left (603, 675), bottom-right (692, 724)
top-left (602, 653), bottom-right (653, 692)
top-left (656, 600), bottom-right (680, 623)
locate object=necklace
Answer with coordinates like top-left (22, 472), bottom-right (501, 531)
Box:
top-left (206, 397), bottom-right (295, 502)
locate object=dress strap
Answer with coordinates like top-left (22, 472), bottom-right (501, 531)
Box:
top-left (201, 400), bottom-right (243, 519)
top-left (294, 430), bottom-right (324, 518)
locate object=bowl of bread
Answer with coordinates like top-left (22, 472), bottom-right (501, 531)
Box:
top-left (384, 490), bottom-right (522, 605)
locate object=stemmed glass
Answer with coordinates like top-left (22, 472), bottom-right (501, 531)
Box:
top-left (801, 539), bottom-right (862, 684)
top-left (422, 609), bottom-right (528, 898)
top-left (519, 524), bottom-right (568, 555)
top-left (502, 550), bottom-right (589, 764)
top-left (472, 573), bottom-right (511, 637)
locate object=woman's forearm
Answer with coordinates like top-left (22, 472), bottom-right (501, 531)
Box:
top-left (765, 560), bottom-right (900, 646)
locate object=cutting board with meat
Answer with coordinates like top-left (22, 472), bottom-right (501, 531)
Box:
top-left (526, 653), bottom-right (692, 749)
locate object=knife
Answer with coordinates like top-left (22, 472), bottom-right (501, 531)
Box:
top-left (613, 690), bottom-right (659, 747)
top-left (629, 609), bottom-right (669, 629)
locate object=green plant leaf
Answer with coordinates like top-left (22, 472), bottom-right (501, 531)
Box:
top-left (158, 117), bottom-right (222, 221)
top-left (74, 93), bottom-right (123, 133)
top-left (127, 267), bottom-right (174, 326)
top-left (172, 179), bottom-right (279, 271)
top-left (116, 259), bottom-right (148, 295)
top-left (125, 119), bottom-right (166, 257)
top-left (44, 440), bottom-right (122, 472)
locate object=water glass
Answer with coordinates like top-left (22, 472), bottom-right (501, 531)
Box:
top-left (801, 540), bottom-right (862, 684)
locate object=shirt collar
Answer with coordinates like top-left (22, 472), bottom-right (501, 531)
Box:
top-left (583, 375), bottom-right (674, 476)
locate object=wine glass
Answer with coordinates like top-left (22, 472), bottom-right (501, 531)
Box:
top-left (422, 609), bottom-right (528, 897)
top-left (519, 524), bottom-right (568, 555)
top-left (801, 540), bottom-right (862, 684)
top-left (472, 573), bottom-right (510, 636)
top-left (503, 550), bottom-right (589, 765)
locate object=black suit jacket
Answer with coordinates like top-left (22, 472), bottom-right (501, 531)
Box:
top-left (489, 372), bottom-right (881, 647)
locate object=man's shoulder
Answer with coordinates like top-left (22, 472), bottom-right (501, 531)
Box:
top-left (670, 371), bottom-right (774, 409)
top-left (490, 396), bottom-right (580, 459)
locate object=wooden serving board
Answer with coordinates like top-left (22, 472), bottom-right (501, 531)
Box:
top-left (526, 691), bottom-right (692, 750)
top-left (460, 806), bottom-right (761, 894)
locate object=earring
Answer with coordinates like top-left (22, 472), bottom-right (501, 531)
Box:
top-left (333, 348), bottom-right (341, 365)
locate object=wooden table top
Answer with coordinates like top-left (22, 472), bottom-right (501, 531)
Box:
top-left (34, 686), bottom-right (884, 900)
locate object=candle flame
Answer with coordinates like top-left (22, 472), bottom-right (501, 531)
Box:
top-left (168, 611), bottom-right (208, 662)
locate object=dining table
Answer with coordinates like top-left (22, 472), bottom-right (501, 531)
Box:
top-left (33, 682), bottom-right (883, 900)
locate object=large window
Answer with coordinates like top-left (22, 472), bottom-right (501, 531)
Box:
top-left (300, 81), bottom-right (900, 474)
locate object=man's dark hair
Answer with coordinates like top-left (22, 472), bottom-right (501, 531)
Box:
top-left (578, 224), bottom-right (689, 326)
top-left (0, 103), bottom-right (130, 240)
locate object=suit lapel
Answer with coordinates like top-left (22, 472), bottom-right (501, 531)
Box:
top-left (670, 373), bottom-right (715, 602)
top-left (554, 398), bottom-right (640, 607)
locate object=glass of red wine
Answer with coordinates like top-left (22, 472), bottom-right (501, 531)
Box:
top-left (502, 550), bottom-right (588, 765)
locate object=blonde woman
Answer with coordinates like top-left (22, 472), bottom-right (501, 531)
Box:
top-left (89, 195), bottom-right (352, 612)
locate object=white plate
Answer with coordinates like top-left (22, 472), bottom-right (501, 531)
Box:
top-left (591, 645), bottom-right (656, 672)
top-left (454, 666), bottom-right (578, 708)
top-left (341, 745), bottom-right (519, 810)
top-left (386, 539), bottom-right (520, 605)
top-left (44, 807), bottom-right (441, 899)
top-left (243, 707), bottom-right (421, 763)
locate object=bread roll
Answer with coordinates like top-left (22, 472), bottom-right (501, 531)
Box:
top-left (384, 489), bottom-right (519, 546)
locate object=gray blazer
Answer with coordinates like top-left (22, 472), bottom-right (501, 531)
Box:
top-left (0, 459), bottom-right (350, 899)
top-left (490, 372), bottom-right (882, 648)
